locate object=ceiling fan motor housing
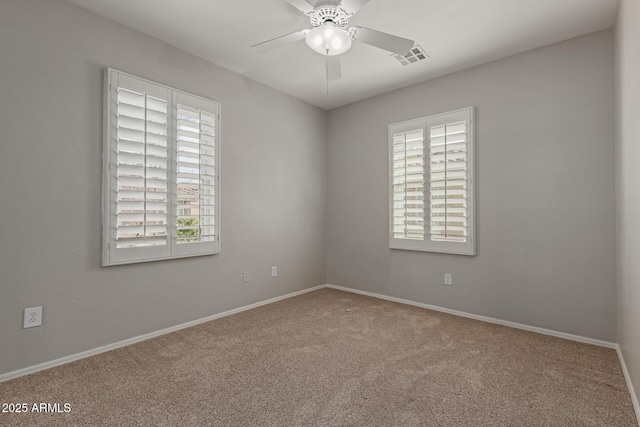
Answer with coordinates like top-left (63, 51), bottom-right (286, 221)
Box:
top-left (310, 6), bottom-right (350, 29)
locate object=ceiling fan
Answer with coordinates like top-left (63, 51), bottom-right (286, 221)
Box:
top-left (252, 0), bottom-right (415, 82)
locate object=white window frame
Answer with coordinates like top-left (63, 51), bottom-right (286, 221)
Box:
top-left (102, 68), bottom-right (221, 266)
top-left (388, 107), bottom-right (475, 256)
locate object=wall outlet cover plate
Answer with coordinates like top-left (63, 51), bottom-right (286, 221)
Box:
top-left (24, 306), bottom-right (43, 328)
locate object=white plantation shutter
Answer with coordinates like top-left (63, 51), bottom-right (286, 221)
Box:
top-left (174, 92), bottom-right (219, 257)
top-left (429, 120), bottom-right (467, 243)
top-left (389, 108), bottom-right (474, 255)
top-left (103, 69), bottom-right (220, 266)
top-left (391, 120), bottom-right (426, 251)
top-left (115, 87), bottom-right (169, 250)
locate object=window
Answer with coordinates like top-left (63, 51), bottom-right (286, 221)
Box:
top-left (102, 69), bottom-right (220, 266)
top-left (389, 107), bottom-right (475, 255)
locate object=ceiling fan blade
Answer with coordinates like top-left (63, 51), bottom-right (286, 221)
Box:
top-left (286, 0), bottom-right (315, 14)
top-left (339, 0), bottom-right (370, 15)
top-left (326, 56), bottom-right (342, 81)
top-left (350, 26), bottom-right (414, 56)
top-left (252, 29), bottom-right (308, 52)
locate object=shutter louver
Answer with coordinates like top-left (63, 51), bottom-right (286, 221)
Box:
top-left (429, 120), bottom-right (468, 243)
top-left (115, 88), bottom-right (168, 249)
top-left (392, 129), bottom-right (425, 240)
top-left (176, 105), bottom-right (217, 245)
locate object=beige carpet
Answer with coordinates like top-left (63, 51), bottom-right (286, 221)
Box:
top-left (0, 288), bottom-right (636, 426)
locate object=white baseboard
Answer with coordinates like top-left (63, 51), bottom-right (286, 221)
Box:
top-left (616, 345), bottom-right (640, 424)
top-left (0, 284), bottom-right (327, 383)
top-left (326, 284), bottom-right (617, 349)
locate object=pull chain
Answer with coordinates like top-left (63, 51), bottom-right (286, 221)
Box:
top-left (325, 51), bottom-right (330, 95)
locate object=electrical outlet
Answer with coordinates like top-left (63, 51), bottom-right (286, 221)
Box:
top-left (242, 272), bottom-right (249, 283)
top-left (271, 266), bottom-right (277, 277)
top-left (23, 306), bottom-right (42, 328)
top-left (444, 273), bottom-right (453, 286)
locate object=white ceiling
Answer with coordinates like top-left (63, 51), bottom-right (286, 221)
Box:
top-left (65, 0), bottom-right (619, 110)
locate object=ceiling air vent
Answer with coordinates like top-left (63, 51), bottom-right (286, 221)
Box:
top-left (393, 45), bottom-right (429, 66)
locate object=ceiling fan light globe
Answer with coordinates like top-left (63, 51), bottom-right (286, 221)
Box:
top-left (305, 23), bottom-right (352, 56)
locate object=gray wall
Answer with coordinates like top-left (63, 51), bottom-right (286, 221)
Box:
top-left (615, 0), bottom-right (640, 409)
top-left (0, 0), bottom-right (327, 376)
top-left (327, 30), bottom-right (617, 341)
